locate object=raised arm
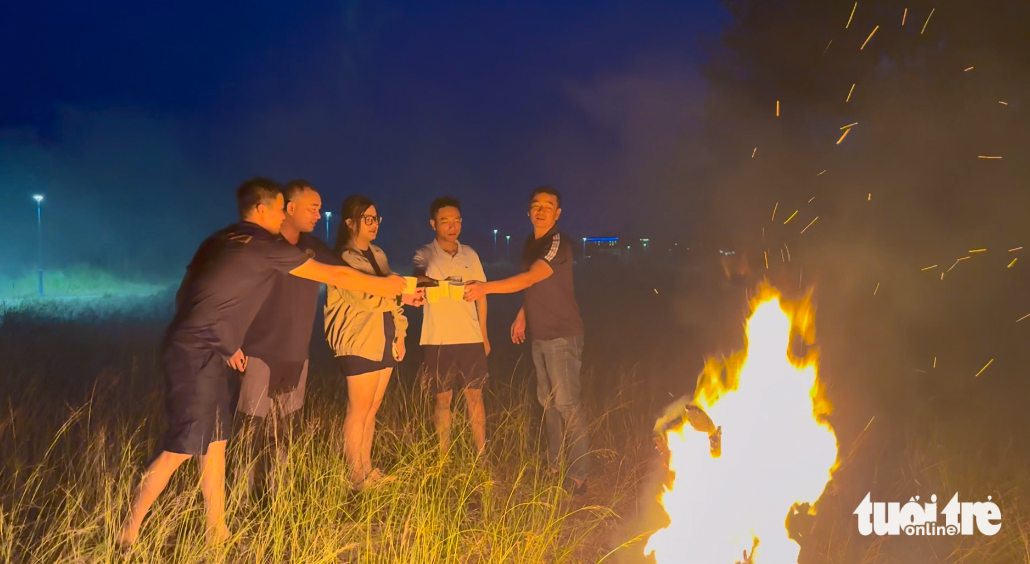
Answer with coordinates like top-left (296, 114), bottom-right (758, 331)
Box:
top-left (464, 259), bottom-right (552, 301)
top-left (289, 259), bottom-right (405, 297)
top-left (412, 248), bottom-right (437, 286)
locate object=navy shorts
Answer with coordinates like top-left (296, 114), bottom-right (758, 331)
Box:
top-left (420, 343), bottom-right (489, 395)
top-left (162, 344), bottom-right (232, 456)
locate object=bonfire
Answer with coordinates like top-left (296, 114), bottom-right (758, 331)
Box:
top-left (647, 284), bottom-right (839, 563)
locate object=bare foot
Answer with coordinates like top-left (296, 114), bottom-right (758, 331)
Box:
top-left (348, 469), bottom-right (369, 492)
top-left (206, 524), bottom-right (231, 546)
top-left (115, 526), bottom-right (138, 549)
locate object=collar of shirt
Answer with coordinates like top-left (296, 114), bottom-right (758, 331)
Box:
top-left (532, 224), bottom-right (559, 242)
top-left (433, 238), bottom-right (464, 259)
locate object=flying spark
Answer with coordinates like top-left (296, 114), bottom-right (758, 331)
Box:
top-left (800, 217), bottom-right (819, 234)
top-left (861, 25), bottom-right (880, 50)
top-left (873, 282), bottom-right (879, 295)
top-left (999, 101), bottom-right (1009, 105)
top-left (784, 210), bottom-right (798, 224)
top-left (863, 416), bottom-right (876, 432)
top-left (921, 8), bottom-right (934, 34)
top-left (969, 249), bottom-right (987, 253)
top-left (978, 156), bottom-right (1002, 159)
top-left (753, 147), bottom-right (757, 158)
top-left (941, 272), bottom-right (945, 280)
top-left (964, 66), bottom-right (975, 72)
top-left (902, 8), bottom-right (907, 25)
top-left (1007, 258), bottom-right (1017, 268)
top-left (946, 259), bottom-right (960, 272)
top-left (847, 84), bottom-right (855, 102)
top-left (784, 243), bottom-right (790, 261)
top-left (921, 265), bottom-right (937, 271)
top-left (824, 40), bottom-right (833, 54)
top-left (808, 197), bottom-right (816, 203)
top-left (817, 170), bottom-right (827, 176)
top-left (867, 193), bottom-right (871, 201)
top-left (764, 251), bottom-right (769, 269)
top-left (1017, 313), bottom-right (1030, 323)
top-left (776, 100), bottom-right (780, 116)
top-left (933, 357), bottom-right (936, 368)
top-left (974, 359), bottom-right (994, 378)
top-left (846, 2), bottom-right (857, 28)
top-left (780, 249), bottom-right (785, 262)
top-left (771, 202), bottom-right (778, 221)
top-left (837, 128), bottom-right (851, 144)
top-left (1009, 247), bottom-right (1022, 252)
top-left (957, 256), bottom-right (970, 261)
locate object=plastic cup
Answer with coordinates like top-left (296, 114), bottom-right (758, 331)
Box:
top-left (426, 287), bottom-right (442, 304)
top-left (438, 280), bottom-right (450, 295)
top-left (449, 282), bottom-right (465, 301)
top-left (403, 276), bottom-right (417, 295)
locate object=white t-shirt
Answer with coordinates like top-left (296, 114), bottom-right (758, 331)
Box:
top-left (413, 240), bottom-right (487, 346)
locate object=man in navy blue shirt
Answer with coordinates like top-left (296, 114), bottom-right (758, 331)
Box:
top-left (236, 180), bottom-right (339, 493)
top-left (118, 178), bottom-right (406, 547)
top-left (464, 186), bottom-right (589, 495)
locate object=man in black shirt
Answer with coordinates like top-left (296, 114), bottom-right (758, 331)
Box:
top-left (236, 180), bottom-right (338, 493)
top-left (463, 186), bottom-right (589, 494)
top-left (118, 178), bottom-right (406, 547)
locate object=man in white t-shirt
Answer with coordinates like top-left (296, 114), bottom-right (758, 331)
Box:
top-left (413, 197), bottom-right (490, 455)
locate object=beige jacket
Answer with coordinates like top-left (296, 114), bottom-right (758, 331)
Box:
top-left (324, 243), bottom-right (408, 361)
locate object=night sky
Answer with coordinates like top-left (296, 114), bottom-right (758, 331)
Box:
top-left (0, 0), bottom-right (723, 276)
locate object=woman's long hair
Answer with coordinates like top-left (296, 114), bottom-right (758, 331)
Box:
top-left (334, 195), bottom-right (376, 255)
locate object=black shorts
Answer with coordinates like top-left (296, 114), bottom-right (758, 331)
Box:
top-left (420, 343), bottom-right (489, 395)
top-left (162, 344), bottom-right (232, 456)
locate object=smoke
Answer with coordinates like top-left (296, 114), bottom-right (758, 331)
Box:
top-left (0, 109), bottom-right (229, 280)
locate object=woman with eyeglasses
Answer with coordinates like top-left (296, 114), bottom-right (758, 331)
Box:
top-left (325, 195), bottom-right (423, 490)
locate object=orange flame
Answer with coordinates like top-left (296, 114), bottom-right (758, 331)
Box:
top-left (646, 284), bottom-right (839, 563)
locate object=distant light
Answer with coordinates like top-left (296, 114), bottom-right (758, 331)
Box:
top-left (494, 229), bottom-right (498, 234)
top-left (33, 195), bottom-right (43, 203)
top-left (325, 211), bottom-right (332, 218)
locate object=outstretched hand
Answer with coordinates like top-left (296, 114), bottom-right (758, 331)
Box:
top-left (401, 288), bottom-right (426, 307)
top-left (464, 280), bottom-right (487, 301)
top-left (380, 275), bottom-right (408, 298)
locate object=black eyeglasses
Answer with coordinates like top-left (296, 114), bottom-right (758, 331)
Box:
top-left (360, 214), bottom-right (383, 226)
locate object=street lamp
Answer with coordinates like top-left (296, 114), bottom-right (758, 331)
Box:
top-left (582, 237), bottom-right (587, 258)
top-left (324, 211), bottom-right (333, 241)
top-left (33, 195), bottom-right (43, 296)
top-left (505, 235), bottom-right (511, 261)
top-left (493, 229), bottom-right (498, 257)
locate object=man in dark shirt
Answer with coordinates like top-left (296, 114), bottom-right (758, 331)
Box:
top-left (463, 186), bottom-right (589, 494)
top-left (118, 178), bottom-right (406, 547)
top-left (236, 180), bottom-right (338, 493)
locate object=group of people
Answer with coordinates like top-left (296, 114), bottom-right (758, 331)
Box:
top-left (116, 178), bottom-right (590, 547)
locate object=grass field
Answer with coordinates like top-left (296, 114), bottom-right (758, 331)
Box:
top-left (1, 263), bottom-right (1029, 563)
top-left (0, 265), bottom-right (171, 301)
